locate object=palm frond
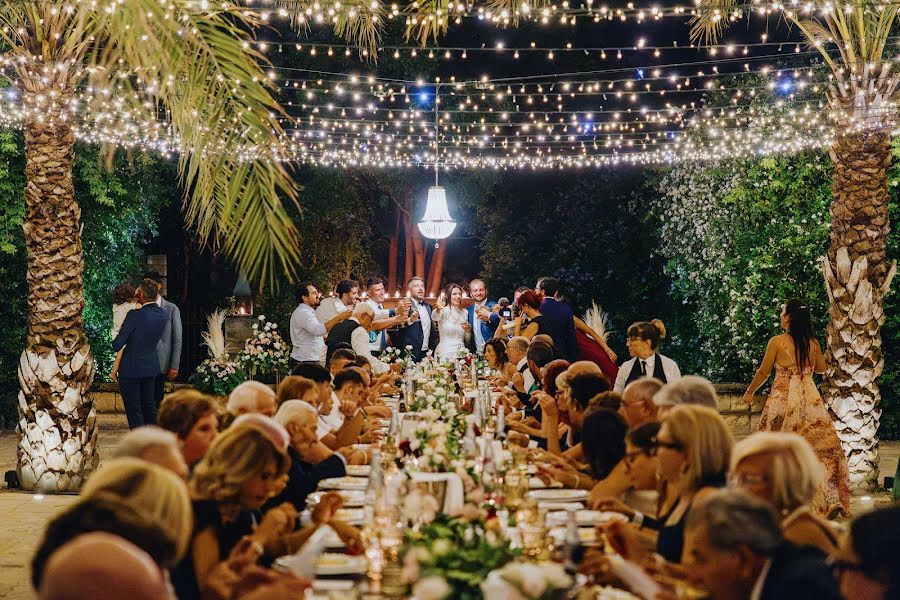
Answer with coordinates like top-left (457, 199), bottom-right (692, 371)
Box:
top-left (689, 0), bottom-right (743, 44)
top-left (201, 309), bottom-right (230, 360)
top-left (83, 1), bottom-right (301, 288)
top-left (404, 0), bottom-right (452, 47)
top-left (276, 0), bottom-right (383, 58)
top-left (483, 0), bottom-right (554, 27)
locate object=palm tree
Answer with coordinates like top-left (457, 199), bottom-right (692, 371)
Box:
top-left (691, 1), bottom-right (898, 490)
top-left (6, 1), bottom-right (300, 492)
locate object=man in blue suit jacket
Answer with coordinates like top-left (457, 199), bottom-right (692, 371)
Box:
top-left (112, 279), bottom-right (169, 429)
top-left (466, 279), bottom-right (500, 354)
top-left (536, 276), bottom-right (578, 362)
top-left (392, 276), bottom-right (436, 362)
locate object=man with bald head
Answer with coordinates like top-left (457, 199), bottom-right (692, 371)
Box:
top-left (38, 533), bottom-right (171, 600)
top-left (620, 377), bottom-right (662, 428)
top-left (506, 336), bottom-right (532, 393)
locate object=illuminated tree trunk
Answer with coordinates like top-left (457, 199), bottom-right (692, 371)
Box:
top-left (17, 117), bottom-right (98, 492)
top-left (387, 211), bottom-right (400, 291)
top-left (426, 240), bottom-right (447, 297)
top-left (823, 129), bottom-right (895, 491)
top-left (403, 212), bottom-right (414, 284)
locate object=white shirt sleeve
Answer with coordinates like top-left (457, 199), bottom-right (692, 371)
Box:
top-left (614, 359), bottom-right (632, 393)
top-left (301, 306), bottom-right (327, 336)
top-left (351, 326), bottom-right (389, 374)
top-left (663, 355), bottom-right (682, 383)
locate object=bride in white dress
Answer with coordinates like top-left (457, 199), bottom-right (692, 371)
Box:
top-left (433, 283), bottom-right (471, 362)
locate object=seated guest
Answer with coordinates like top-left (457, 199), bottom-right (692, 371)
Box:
top-left (538, 371), bottom-right (610, 457)
top-left (269, 400), bottom-right (348, 510)
top-left (112, 426), bottom-right (188, 479)
top-left (682, 489), bottom-right (839, 600)
top-left (617, 405), bottom-right (733, 564)
top-left (532, 333), bottom-right (554, 349)
top-left (505, 336), bottom-right (532, 392)
top-left (290, 363), bottom-right (359, 449)
top-left (653, 375), bottom-right (719, 417)
top-left (226, 381), bottom-right (276, 418)
top-left (32, 458), bottom-right (191, 590)
top-left (613, 320), bottom-right (681, 393)
top-left (172, 419), bottom-right (295, 599)
top-left (515, 342), bottom-right (555, 418)
top-left (346, 363), bottom-right (393, 420)
top-left (327, 348), bottom-right (357, 375)
top-left (275, 375), bottom-right (320, 407)
top-left (619, 378), bottom-right (662, 428)
top-left (484, 338), bottom-right (516, 384)
top-left (538, 408), bottom-right (627, 491)
top-left (507, 359), bottom-right (569, 434)
top-left (37, 533), bottom-right (174, 600)
top-left (834, 505), bottom-right (900, 600)
top-left (513, 290), bottom-right (550, 340)
top-left (620, 422), bottom-right (662, 516)
top-left (157, 389), bottom-right (220, 469)
top-left (731, 432), bottom-right (839, 554)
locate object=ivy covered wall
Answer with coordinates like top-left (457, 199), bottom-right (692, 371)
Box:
top-left (652, 148), bottom-right (900, 439)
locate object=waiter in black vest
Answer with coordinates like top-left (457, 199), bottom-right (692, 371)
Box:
top-left (326, 303), bottom-right (395, 375)
top-left (613, 319), bottom-right (682, 393)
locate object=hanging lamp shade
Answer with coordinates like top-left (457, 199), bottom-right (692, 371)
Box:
top-left (417, 185), bottom-right (456, 239)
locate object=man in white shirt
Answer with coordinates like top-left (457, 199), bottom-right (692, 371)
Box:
top-left (505, 336), bottom-right (534, 392)
top-left (316, 279), bottom-right (360, 325)
top-left (290, 282), bottom-right (352, 366)
top-left (326, 302), bottom-right (392, 375)
top-left (364, 277), bottom-right (409, 355)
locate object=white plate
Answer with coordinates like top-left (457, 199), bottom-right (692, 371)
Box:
top-left (318, 477), bottom-right (368, 490)
top-left (307, 489), bottom-right (367, 507)
top-left (529, 477), bottom-right (550, 489)
top-left (334, 508), bottom-right (365, 525)
top-left (549, 526), bottom-right (598, 545)
top-left (345, 465), bottom-right (372, 477)
top-left (546, 510), bottom-right (628, 527)
top-left (315, 553), bottom-right (368, 576)
top-left (537, 501), bottom-right (585, 512)
top-left (527, 488), bottom-right (589, 502)
top-left (313, 579), bottom-right (355, 592)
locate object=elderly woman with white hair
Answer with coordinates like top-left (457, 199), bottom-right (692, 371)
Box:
top-left (226, 380), bottom-right (276, 418)
top-left (730, 431), bottom-right (839, 554)
top-left (653, 375), bottom-right (719, 417)
top-left (112, 426), bottom-right (188, 479)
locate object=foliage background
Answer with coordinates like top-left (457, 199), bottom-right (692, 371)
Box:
top-left (0, 135), bottom-right (176, 427)
top-left (649, 148), bottom-right (900, 439)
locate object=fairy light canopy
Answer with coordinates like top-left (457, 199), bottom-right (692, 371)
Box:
top-left (0, 1), bottom-right (892, 172)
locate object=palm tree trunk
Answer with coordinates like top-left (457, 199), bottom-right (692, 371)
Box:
top-left (17, 119), bottom-right (98, 492)
top-left (823, 129), bottom-right (896, 491)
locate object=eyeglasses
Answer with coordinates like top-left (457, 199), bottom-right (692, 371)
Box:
top-left (827, 557), bottom-right (864, 578)
top-left (650, 436), bottom-right (684, 451)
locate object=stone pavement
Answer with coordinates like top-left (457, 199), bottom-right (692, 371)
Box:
top-left (0, 414), bottom-right (897, 600)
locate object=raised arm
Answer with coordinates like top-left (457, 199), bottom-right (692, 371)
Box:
top-left (812, 339), bottom-right (827, 375)
top-left (742, 337), bottom-right (779, 404)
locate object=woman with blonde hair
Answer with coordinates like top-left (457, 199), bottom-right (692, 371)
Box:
top-left (730, 431), bottom-right (839, 553)
top-left (600, 405), bottom-right (733, 565)
top-left (32, 458), bottom-right (191, 589)
top-left (275, 375), bottom-right (320, 407)
top-left (613, 319), bottom-right (681, 393)
top-left (172, 421), bottom-right (295, 599)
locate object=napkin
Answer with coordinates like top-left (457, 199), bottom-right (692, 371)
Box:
top-left (274, 524), bottom-right (332, 579)
top-left (408, 471), bottom-right (465, 516)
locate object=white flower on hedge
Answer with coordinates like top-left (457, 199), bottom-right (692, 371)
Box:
top-left (412, 576), bottom-right (451, 600)
top-left (431, 538), bottom-right (452, 557)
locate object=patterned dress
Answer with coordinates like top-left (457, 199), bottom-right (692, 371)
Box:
top-left (759, 349), bottom-right (851, 517)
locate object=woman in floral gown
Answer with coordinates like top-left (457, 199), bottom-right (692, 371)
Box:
top-left (742, 299), bottom-right (850, 517)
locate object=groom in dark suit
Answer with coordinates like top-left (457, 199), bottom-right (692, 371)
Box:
top-left (392, 276), bottom-right (436, 362)
top-left (113, 279), bottom-right (169, 429)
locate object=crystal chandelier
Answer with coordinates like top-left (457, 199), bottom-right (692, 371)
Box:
top-left (418, 85), bottom-right (456, 243)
